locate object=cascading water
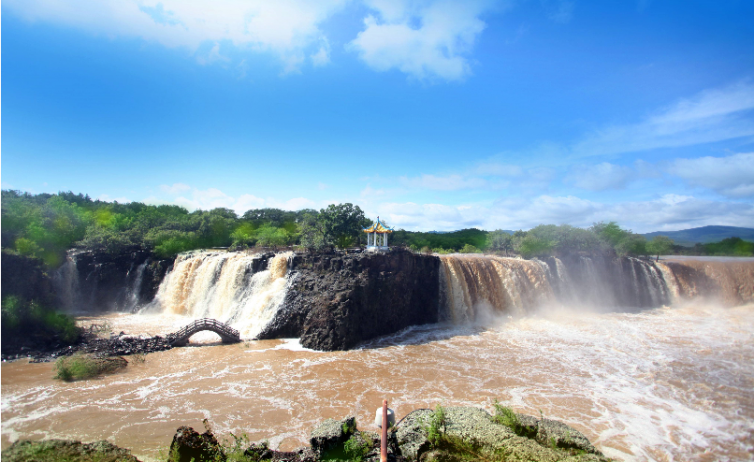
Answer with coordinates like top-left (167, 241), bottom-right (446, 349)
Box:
top-left (124, 261), bottom-right (148, 312)
top-left (150, 251), bottom-right (294, 338)
top-left (439, 254), bottom-right (677, 322)
top-left (439, 255), bottom-right (556, 323)
top-left (51, 252), bottom-right (81, 311)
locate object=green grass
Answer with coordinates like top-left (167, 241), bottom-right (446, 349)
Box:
top-left (492, 401), bottom-right (537, 439)
top-left (54, 354), bottom-right (127, 381)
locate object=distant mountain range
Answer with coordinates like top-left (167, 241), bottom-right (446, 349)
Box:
top-left (642, 226), bottom-right (754, 246)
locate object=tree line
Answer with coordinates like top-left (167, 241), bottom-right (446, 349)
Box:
top-left (2, 190), bottom-right (751, 270)
top-left (1, 190), bottom-right (373, 267)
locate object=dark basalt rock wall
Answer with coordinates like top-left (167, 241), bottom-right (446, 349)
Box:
top-left (259, 249), bottom-right (441, 351)
top-left (67, 248), bottom-right (174, 312)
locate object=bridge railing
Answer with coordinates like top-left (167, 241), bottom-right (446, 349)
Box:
top-left (170, 318), bottom-right (241, 344)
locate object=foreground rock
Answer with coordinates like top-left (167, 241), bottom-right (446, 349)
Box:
top-left (169, 425), bottom-right (226, 462)
top-left (2, 406), bottom-right (613, 462)
top-left (1, 439), bottom-right (142, 462)
top-left (396, 407), bottom-right (607, 462)
top-left (259, 249), bottom-right (441, 350)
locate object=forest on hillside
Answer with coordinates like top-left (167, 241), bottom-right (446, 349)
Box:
top-left (2, 190), bottom-right (752, 269)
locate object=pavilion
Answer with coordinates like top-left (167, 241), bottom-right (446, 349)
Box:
top-left (363, 216), bottom-right (393, 251)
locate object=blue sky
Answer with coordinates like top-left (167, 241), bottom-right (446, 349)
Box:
top-left (2, 0), bottom-right (754, 232)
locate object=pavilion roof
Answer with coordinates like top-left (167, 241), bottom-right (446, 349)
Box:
top-left (363, 217), bottom-right (394, 233)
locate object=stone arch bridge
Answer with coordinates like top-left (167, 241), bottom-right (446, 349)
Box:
top-left (168, 318), bottom-right (241, 346)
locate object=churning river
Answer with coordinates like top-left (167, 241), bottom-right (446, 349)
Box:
top-left (2, 256), bottom-right (754, 462)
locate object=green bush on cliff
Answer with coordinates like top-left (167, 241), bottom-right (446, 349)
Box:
top-left (1, 295), bottom-right (79, 344)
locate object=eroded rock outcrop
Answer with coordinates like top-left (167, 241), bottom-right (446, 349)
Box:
top-left (1, 439), bottom-right (142, 462)
top-left (258, 249), bottom-right (441, 350)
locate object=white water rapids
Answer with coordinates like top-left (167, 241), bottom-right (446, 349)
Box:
top-left (2, 254), bottom-right (753, 462)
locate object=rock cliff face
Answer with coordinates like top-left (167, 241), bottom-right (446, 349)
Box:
top-left (258, 250), bottom-right (441, 350)
top-left (60, 249), bottom-right (174, 312)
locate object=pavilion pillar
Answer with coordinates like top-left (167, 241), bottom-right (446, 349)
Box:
top-left (385, 233), bottom-right (388, 247)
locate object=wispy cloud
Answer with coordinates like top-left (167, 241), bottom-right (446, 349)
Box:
top-left (566, 162), bottom-right (635, 191)
top-left (541, 0), bottom-right (575, 24)
top-left (311, 38), bottom-right (331, 67)
top-left (667, 152), bottom-right (754, 198)
top-left (348, 0), bottom-right (499, 81)
top-left (399, 173), bottom-right (488, 191)
top-left (573, 81), bottom-right (754, 158)
top-left (153, 184), bottom-right (317, 214)
top-left (4, 0), bottom-right (349, 73)
top-left (375, 194), bottom-right (754, 232)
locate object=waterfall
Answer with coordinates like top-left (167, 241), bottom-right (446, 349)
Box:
top-left (439, 255), bottom-right (555, 323)
top-left (439, 254), bottom-right (678, 323)
top-left (52, 253), bottom-right (81, 311)
top-left (124, 261), bottom-right (148, 312)
top-left (151, 251), bottom-right (294, 338)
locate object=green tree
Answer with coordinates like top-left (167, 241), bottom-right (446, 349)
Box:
top-left (298, 213), bottom-right (328, 250)
top-left (319, 203), bottom-right (368, 249)
top-left (615, 234), bottom-right (648, 257)
top-left (78, 224), bottom-right (136, 254)
top-left (255, 225), bottom-right (290, 247)
top-left (230, 222), bottom-right (257, 247)
top-left (514, 235), bottom-right (555, 259)
top-left (487, 230), bottom-right (513, 256)
top-left (460, 244), bottom-right (481, 254)
top-left (591, 221), bottom-right (629, 249)
top-left (646, 235), bottom-right (674, 261)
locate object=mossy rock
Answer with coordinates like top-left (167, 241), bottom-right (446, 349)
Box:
top-left (394, 407), bottom-right (612, 462)
top-left (1, 439), bottom-right (141, 462)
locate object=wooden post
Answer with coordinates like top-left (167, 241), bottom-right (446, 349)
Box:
top-left (381, 399), bottom-right (388, 462)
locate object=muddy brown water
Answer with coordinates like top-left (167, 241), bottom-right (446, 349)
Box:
top-left (3, 301), bottom-right (754, 462)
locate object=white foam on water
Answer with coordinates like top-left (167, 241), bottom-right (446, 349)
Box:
top-left (272, 339), bottom-right (315, 352)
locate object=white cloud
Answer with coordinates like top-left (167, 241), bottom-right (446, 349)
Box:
top-left (573, 81), bottom-right (754, 158)
top-left (154, 184), bottom-right (317, 214)
top-left (348, 0), bottom-right (497, 81)
top-left (311, 39), bottom-right (331, 67)
top-left (160, 183), bottom-right (192, 194)
top-left (375, 194), bottom-right (754, 233)
top-left (197, 42), bottom-right (230, 66)
top-left (667, 152), bottom-right (754, 197)
top-left (567, 162), bottom-right (634, 191)
top-left (400, 173), bottom-right (487, 190)
top-left (4, 0), bottom-right (348, 73)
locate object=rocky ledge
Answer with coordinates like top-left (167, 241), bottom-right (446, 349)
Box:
top-left (2, 406), bottom-right (616, 462)
top-left (258, 249), bottom-right (441, 351)
top-left (4, 330), bottom-right (174, 363)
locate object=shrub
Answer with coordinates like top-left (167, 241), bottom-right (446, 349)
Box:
top-left (54, 354), bottom-right (127, 381)
top-left (1, 296), bottom-right (80, 345)
top-left (460, 244), bottom-right (481, 254)
top-left (343, 434), bottom-right (371, 462)
top-left (427, 404), bottom-right (447, 447)
top-left (492, 401), bottom-right (536, 438)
